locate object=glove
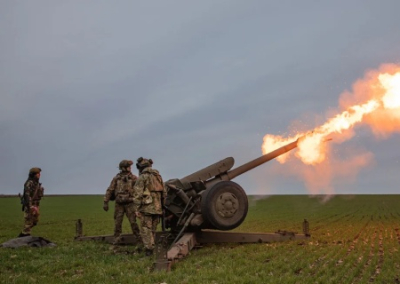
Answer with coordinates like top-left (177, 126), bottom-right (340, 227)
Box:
top-left (103, 202), bottom-right (109, 212)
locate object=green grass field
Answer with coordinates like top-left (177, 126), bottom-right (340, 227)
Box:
top-left (1, 195), bottom-right (400, 284)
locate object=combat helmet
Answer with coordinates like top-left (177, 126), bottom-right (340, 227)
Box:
top-left (136, 157), bottom-right (153, 173)
top-left (29, 167), bottom-right (41, 174)
top-left (28, 167), bottom-right (41, 178)
top-left (119, 160), bottom-right (133, 171)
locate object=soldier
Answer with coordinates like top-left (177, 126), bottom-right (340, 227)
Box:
top-left (133, 157), bottom-right (166, 256)
top-left (18, 167), bottom-right (44, 237)
top-left (103, 160), bottom-right (141, 245)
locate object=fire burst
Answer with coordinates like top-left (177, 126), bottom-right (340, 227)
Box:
top-left (262, 64), bottom-right (400, 167)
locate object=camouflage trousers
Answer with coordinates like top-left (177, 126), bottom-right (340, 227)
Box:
top-left (138, 214), bottom-right (160, 250)
top-left (114, 203), bottom-right (141, 244)
top-left (22, 207), bottom-right (40, 235)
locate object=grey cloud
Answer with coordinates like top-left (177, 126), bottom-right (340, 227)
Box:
top-left (1, 0), bottom-right (400, 195)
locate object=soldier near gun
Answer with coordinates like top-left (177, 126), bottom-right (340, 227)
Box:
top-left (133, 157), bottom-right (166, 256)
top-left (19, 167), bottom-right (44, 237)
top-left (103, 160), bottom-right (141, 245)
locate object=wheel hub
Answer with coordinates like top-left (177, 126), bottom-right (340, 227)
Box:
top-left (215, 192), bottom-right (238, 218)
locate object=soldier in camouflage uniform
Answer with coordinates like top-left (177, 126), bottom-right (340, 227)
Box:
top-left (19, 167), bottom-right (44, 237)
top-left (133, 157), bottom-right (166, 256)
top-left (103, 160), bottom-right (141, 245)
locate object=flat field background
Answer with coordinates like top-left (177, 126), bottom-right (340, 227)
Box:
top-left (1, 195), bottom-right (400, 284)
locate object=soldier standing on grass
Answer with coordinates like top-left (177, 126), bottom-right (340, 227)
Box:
top-left (18, 167), bottom-right (44, 237)
top-left (133, 157), bottom-right (166, 256)
top-left (103, 160), bottom-right (141, 245)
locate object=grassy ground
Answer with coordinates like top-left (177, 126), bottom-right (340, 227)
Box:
top-left (1, 195), bottom-right (400, 283)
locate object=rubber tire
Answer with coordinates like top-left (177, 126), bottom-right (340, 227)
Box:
top-left (201, 181), bottom-right (248, 230)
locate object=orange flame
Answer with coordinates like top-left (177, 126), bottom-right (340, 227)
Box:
top-left (262, 64), bottom-right (400, 167)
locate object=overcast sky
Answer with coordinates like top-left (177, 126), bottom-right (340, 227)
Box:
top-left (1, 0), bottom-right (400, 196)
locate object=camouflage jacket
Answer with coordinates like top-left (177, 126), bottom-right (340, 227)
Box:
top-left (23, 179), bottom-right (44, 207)
top-left (133, 167), bottom-right (166, 215)
top-left (104, 172), bottom-right (138, 204)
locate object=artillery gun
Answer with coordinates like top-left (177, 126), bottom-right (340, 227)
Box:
top-left (75, 138), bottom-right (310, 271)
top-left (163, 139), bottom-right (299, 233)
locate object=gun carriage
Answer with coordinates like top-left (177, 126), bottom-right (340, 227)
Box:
top-left (75, 139), bottom-right (310, 271)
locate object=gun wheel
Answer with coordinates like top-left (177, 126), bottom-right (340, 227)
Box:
top-left (201, 181), bottom-right (248, 230)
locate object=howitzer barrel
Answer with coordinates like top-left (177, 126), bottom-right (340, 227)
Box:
top-left (226, 139), bottom-right (298, 180)
top-left (205, 139), bottom-right (298, 187)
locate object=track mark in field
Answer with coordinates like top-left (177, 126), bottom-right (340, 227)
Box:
top-left (312, 210), bottom-right (360, 231)
top-left (366, 230), bottom-right (376, 276)
top-left (353, 220), bottom-right (370, 243)
top-left (339, 221), bottom-right (378, 284)
top-left (395, 228), bottom-right (400, 245)
top-left (336, 220), bottom-right (370, 283)
top-left (308, 217), bottom-right (362, 276)
top-left (377, 230), bottom-right (384, 276)
top-left (338, 219), bottom-right (371, 260)
top-left (334, 219), bottom-right (371, 280)
top-left (311, 244), bottom-right (350, 278)
top-left (351, 227), bottom-right (377, 284)
top-left (368, 228), bottom-right (385, 283)
top-left (311, 214), bottom-right (341, 231)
